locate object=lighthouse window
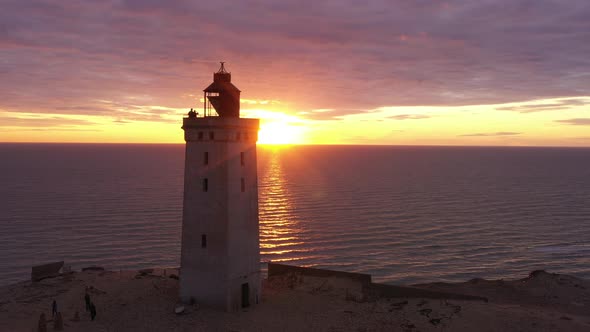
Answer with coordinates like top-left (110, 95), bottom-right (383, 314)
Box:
top-left (240, 152), bottom-right (244, 166)
top-left (201, 234), bottom-right (207, 248)
top-left (198, 132), bottom-right (203, 140)
top-left (244, 132), bottom-right (249, 140)
top-left (203, 178), bottom-right (208, 192)
top-left (209, 132), bottom-right (215, 140)
top-left (204, 152), bottom-right (209, 165)
top-left (236, 132), bottom-right (241, 141)
top-left (241, 178), bottom-right (245, 192)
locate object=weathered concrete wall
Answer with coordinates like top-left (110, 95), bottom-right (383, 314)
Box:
top-left (180, 116), bottom-right (260, 311)
top-left (226, 141), bottom-right (260, 310)
top-left (31, 261), bottom-right (64, 282)
top-left (267, 263), bottom-right (488, 302)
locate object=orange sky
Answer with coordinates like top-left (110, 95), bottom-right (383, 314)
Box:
top-left (2, 96), bottom-right (590, 146)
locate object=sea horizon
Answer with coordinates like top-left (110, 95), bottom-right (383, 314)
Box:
top-left (3, 142), bottom-right (590, 149)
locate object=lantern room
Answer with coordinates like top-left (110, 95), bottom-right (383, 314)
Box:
top-left (203, 62), bottom-right (241, 117)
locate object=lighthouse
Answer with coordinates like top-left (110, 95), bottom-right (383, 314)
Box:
top-left (179, 63), bottom-right (260, 311)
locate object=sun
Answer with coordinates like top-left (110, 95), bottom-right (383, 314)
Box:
top-left (258, 121), bottom-right (304, 145)
top-left (241, 109), bottom-right (307, 145)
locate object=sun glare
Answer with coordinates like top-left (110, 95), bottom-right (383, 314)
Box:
top-left (241, 109), bottom-right (307, 145)
top-left (258, 121), bottom-right (304, 145)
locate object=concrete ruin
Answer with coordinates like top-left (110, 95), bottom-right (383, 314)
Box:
top-left (31, 261), bottom-right (64, 282)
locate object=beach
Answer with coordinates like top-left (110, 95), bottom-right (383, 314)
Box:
top-left (1, 268), bottom-right (589, 331)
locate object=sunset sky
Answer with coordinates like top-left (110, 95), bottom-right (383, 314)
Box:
top-left (1, 0), bottom-right (589, 146)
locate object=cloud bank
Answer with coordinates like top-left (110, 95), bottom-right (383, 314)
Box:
top-left (1, 0), bottom-right (589, 124)
top-left (555, 118), bottom-right (590, 126)
top-left (388, 114), bottom-right (431, 120)
top-left (460, 132), bottom-right (521, 137)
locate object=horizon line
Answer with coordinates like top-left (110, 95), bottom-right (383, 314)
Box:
top-left (1, 142), bottom-right (590, 149)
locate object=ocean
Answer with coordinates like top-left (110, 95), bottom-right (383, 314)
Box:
top-left (1, 144), bottom-right (589, 286)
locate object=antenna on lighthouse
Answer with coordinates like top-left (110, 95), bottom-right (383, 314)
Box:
top-left (217, 62), bottom-right (229, 74)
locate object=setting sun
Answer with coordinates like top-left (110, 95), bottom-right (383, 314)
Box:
top-left (258, 121), bottom-right (304, 145)
top-left (240, 109), bottom-right (307, 145)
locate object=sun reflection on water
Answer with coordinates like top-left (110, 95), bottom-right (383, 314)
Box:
top-left (259, 148), bottom-right (310, 264)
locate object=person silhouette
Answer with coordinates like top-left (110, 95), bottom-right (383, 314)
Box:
top-left (84, 287), bottom-right (91, 311)
top-left (52, 300), bottom-right (57, 318)
top-left (89, 302), bottom-right (96, 321)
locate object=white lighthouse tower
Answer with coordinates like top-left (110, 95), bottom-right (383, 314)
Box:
top-left (180, 63), bottom-right (260, 311)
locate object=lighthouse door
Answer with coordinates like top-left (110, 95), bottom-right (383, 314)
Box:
top-left (241, 283), bottom-right (250, 308)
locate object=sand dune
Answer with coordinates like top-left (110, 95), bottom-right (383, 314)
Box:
top-left (1, 268), bottom-right (589, 331)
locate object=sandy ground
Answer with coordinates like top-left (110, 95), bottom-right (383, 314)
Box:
top-left (1, 268), bottom-right (589, 331)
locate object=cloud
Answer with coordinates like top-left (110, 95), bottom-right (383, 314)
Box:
top-left (2, 101), bottom-right (183, 123)
top-left (0, 116), bottom-right (96, 127)
top-left (1, 0), bottom-right (590, 121)
top-left (459, 132), bottom-right (522, 137)
top-left (387, 114), bottom-right (431, 120)
top-left (0, 128), bottom-right (102, 132)
top-left (555, 118), bottom-right (590, 126)
top-left (303, 108), bottom-right (369, 120)
top-left (496, 98), bottom-right (590, 113)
